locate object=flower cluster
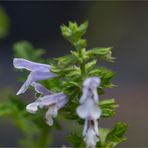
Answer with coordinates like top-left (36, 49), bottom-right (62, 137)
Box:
top-left (13, 58), bottom-right (102, 146)
top-left (14, 58), bottom-right (102, 145)
top-left (13, 58), bottom-right (68, 126)
top-left (77, 77), bottom-right (101, 148)
top-left (11, 22), bottom-right (128, 147)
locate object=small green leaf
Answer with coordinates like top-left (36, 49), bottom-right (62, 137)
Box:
top-left (106, 122), bottom-right (128, 147)
top-left (87, 47), bottom-right (115, 62)
top-left (56, 54), bottom-right (78, 67)
top-left (100, 99), bottom-right (118, 117)
top-left (60, 21), bottom-right (88, 47)
top-left (67, 133), bottom-right (85, 147)
top-left (85, 60), bottom-right (97, 72)
top-left (13, 41), bottom-right (45, 61)
top-left (89, 67), bottom-right (115, 89)
top-left (98, 128), bottom-right (110, 147)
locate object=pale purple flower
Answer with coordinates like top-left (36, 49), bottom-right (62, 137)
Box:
top-left (83, 119), bottom-right (99, 148)
top-left (80, 77), bottom-right (101, 104)
top-left (26, 82), bottom-right (68, 126)
top-left (77, 77), bottom-right (101, 120)
top-left (76, 77), bottom-right (101, 148)
top-left (13, 58), bottom-right (56, 95)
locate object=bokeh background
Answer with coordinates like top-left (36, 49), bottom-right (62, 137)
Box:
top-left (0, 1), bottom-right (148, 147)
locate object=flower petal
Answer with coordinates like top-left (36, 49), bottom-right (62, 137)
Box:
top-left (77, 100), bottom-right (101, 120)
top-left (83, 119), bottom-right (88, 136)
top-left (26, 102), bottom-right (39, 114)
top-left (13, 58), bottom-right (51, 71)
top-left (16, 71), bottom-right (56, 95)
top-left (80, 87), bottom-right (89, 104)
top-left (83, 77), bottom-right (101, 88)
top-left (38, 93), bottom-right (67, 108)
top-left (56, 96), bottom-right (68, 109)
top-left (84, 124), bottom-right (99, 148)
top-left (45, 106), bottom-right (57, 126)
top-left (80, 77), bottom-right (100, 104)
top-left (46, 116), bottom-right (53, 126)
top-left (94, 120), bottom-right (99, 136)
top-left (31, 82), bottom-right (53, 95)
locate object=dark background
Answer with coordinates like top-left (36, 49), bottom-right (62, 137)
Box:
top-left (0, 1), bottom-right (148, 147)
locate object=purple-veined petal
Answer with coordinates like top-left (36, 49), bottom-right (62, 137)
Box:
top-left (16, 71), bottom-right (56, 95)
top-left (26, 102), bottom-right (40, 114)
top-left (38, 92), bottom-right (67, 108)
top-left (80, 77), bottom-right (100, 104)
top-left (56, 97), bottom-right (68, 109)
top-left (84, 127), bottom-right (99, 148)
top-left (83, 119), bottom-right (99, 148)
top-left (13, 58), bottom-right (51, 71)
top-left (31, 82), bottom-right (53, 95)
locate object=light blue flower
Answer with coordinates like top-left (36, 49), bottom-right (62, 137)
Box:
top-left (76, 77), bottom-right (101, 148)
top-left (83, 119), bottom-right (99, 148)
top-left (26, 82), bottom-right (68, 126)
top-left (77, 77), bottom-right (101, 120)
top-left (13, 58), bottom-right (57, 95)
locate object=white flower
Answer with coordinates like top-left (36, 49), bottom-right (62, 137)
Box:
top-left (76, 99), bottom-right (101, 120)
top-left (80, 77), bottom-right (101, 104)
top-left (83, 119), bottom-right (99, 148)
top-left (77, 77), bottom-right (101, 120)
top-left (76, 77), bottom-right (101, 148)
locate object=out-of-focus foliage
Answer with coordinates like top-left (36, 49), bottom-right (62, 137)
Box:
top-left (0, 21), bottom-right (128, 147)
top-left (0, 6), bottom-right (10, 39)
top-left (13, 41), bottom-right (45, 62)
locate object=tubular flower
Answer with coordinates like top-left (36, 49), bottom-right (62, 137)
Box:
top-left (13, 58), bottom-right (57, 95)
top-left (83, 119), bottom-right (99, 148)
top-left (76, 77), bottom-right (101, 148)
top-left (26, 82), bottom-right (68, 126)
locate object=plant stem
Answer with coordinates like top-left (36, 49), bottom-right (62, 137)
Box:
top-left (38, 128), bottom-right (49, 147)
top-left (78, 48), bottom-right (86, 76)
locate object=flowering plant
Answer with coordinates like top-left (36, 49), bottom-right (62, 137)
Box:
top-left (0, 21), bottom-right (128, 147)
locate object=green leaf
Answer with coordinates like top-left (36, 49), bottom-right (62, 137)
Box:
top-left (0, 6), bottom-right (10, 38)
top-left (100, 99), bottom-right (118, 117)
top-left (13, 41), bottom-right (45, 61)
top-left (67, 133), bottom-right (85, 147)
top-left (106, 122), bottom-right (128, 147)
top-left (87, 47), bottom-right (115, 62)
top-left (85, 60), bottom-right (97, 72)
top-left (98, 128), bottom-right (110, 147)
top-left (56, 54), bottom-right (78, 67)
top-left (89, 67), bottom-right (115, 89)
top-left (60, 21), bottom-right (88, 48)
top-left (74, 39), bottom-right (87, 49)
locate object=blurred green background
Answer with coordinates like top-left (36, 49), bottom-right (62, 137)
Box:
top-left (0, 1), bottom-right (148, 147)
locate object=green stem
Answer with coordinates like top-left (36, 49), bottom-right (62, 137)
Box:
top-left (80, 63), bottom-right (85, 76)
top-left (78, 48), bottom-right (86, 76)
top-left (38, 128), bottom-right (49, 147)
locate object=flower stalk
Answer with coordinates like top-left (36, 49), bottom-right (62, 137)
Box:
top-left (0, 21), bottom-right (128, 147)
